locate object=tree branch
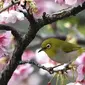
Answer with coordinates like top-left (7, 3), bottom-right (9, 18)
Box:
top-left (19, 60), bottom-right (72, 74)
top-left (37, 2), bottom-right (85, 27)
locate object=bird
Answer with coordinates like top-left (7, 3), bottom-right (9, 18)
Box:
top-left (38, 38), bottom-right (85, 64)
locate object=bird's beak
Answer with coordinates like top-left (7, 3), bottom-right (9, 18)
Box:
top-left (38, 47), bottom-right (47, 53)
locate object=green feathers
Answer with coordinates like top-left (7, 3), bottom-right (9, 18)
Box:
top-left (40, 38), bottom-right (84, 63)
top-left (41, 38), bottom-right (81, 53)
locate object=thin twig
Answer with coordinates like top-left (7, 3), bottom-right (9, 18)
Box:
top-left (19, 60), bottom-right (72, 74)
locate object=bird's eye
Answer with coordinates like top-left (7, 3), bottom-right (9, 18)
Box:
top-left (46, 44), bottom-right (51, 48)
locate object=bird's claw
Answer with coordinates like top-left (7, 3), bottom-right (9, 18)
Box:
top-left (47, 67), bottom-right (54, 74)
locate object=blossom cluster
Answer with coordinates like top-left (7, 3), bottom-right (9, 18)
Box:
top-left (1, 0), bottom-right (85, 24)
top-left (0, 0), bottom-right (24, 24)
top-left (55, 0), bottom-right (85, 7)
top-left (66, 53), bottom-right (85, 85)
top-left (0, 0), bottom-right (37, 24)
top-left (0, 31), bottom-right (13, 58)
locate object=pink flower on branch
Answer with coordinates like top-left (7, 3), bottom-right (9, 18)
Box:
top-left (0, 0), bottom-right (24, 24)
top-left (75, 53), bottom-right (85, 65)
top-left (74, 53), bottom-right (85, 83)
top-left (8, 64), bottom-right (34, 85)
top-left (34, 0), bottom-right (58, 17)
top-left (55, 0), bottom-right (64, 5)
top-left (13, 64), bottom-right (34, 80)
top-left (55, 0), bottom-right (85, 6)
top-left (76, 64), bottom-right (85, 81)
top-left (22, 50), bottom-right (35, 61)
top-left (0, 31), bottom-right (12, 46)
top-left (63, 52), bottom-right (85, 85)
top-left (0, 31), bottom-right (13, 58)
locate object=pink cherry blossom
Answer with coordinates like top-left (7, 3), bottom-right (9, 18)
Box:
top-left (55, 0), bottom-right (64, 5)
top-left (75, 53), bottom-right (85, 65)
top-left (76, 64), bottom-right (85, 81)
top-left (28, 73), bottom-right (42, 85)
top-left (8, 50), bottom-right (36, 85)
top-left (74, 52), bottom-right (85, 83)
top-left (0, 10), bottom-right (24, 24)
top-left (1, 0), bottom-right (85, 24)
top-left (65, 0), bottom-right (85, 6)
top-left (8, 64), bottom-right (34, 85)
top-left (55, 0), bottom-right (85, 7)
top-left (0, 0), bottom-right (24, 24)
top-left (34, 0), bottom-right (58, 17)
top-left (65, 0), bottom-right (78, 6)
top-left (0, 31), bottom-right (12, 46)
top-left (0, 31), bottom-right (13, 70)
top-left (65, 53), bottom-right (85, 84)
top-left (75, 80), bottom-right (85, 85)
top-left (13, 64), bottom-right (34, 80)
top-left (22, 50), bottom-right (35, 61)
top-left (0, 31), bottom-right (13, 57)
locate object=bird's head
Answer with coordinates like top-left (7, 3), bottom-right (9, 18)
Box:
top-left (38, 38), bottom-right (58, 57)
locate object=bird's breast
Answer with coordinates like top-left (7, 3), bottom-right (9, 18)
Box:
top-left (51, 49), bottom-right (79, 64)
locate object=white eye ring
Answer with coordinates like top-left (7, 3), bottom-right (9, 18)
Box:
top-left (46, 44), bottom-right (51, 48)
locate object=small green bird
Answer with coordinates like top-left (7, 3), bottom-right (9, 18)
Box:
top-left (39, 38), bottom-right (84, 64)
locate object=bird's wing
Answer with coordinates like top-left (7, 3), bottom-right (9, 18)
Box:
top-left (61, 41), bottom-right (81, 53)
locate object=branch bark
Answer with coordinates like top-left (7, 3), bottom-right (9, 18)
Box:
top-left (19, 60), bottom-right (72, 74)
top-left (37, 2), bottom-right (85, 27)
